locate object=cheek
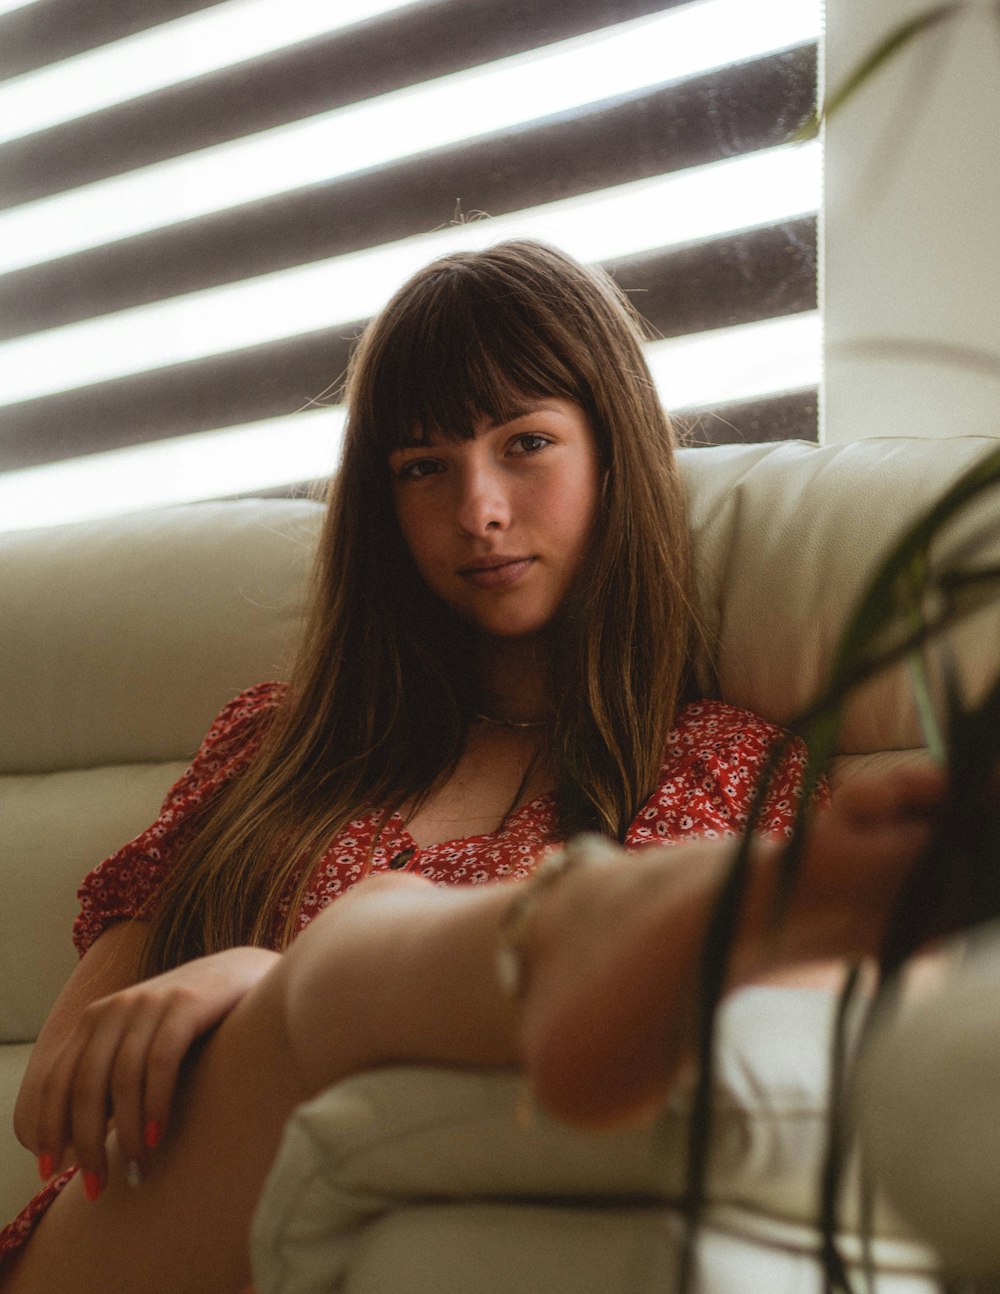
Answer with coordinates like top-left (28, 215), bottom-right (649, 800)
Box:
top-left (393, 500), bottom-right (441, 578)
top-left (548, 465), bottom-right (601, 551)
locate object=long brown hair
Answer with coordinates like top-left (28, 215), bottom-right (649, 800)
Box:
top-left (142, 240), bottom-right (700, 974)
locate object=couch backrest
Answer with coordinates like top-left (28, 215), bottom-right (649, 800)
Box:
top-left (682, 436), bottom-right (1000, 760)
top-left (1, 499), bottom-right (319, 1033)
top-left (1, 497), bottom-right (318, 776)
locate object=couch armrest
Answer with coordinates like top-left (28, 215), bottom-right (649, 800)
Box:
top-left (251, 987), bottom-right (938, 1294)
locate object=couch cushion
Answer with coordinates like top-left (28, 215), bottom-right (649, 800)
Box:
top-left (284, 1202), bottom-right (932, 1294)
top-left (0, 498), bottom-right (320, 775)
top-left (859, 931), bottom-right (1000, 1275)
top-left (681, 436), bottom-right (1000, 754)
top-left (251, 987), bottom-right (939, 1294)
top-left (0, 761), bottom-right (187, 1040)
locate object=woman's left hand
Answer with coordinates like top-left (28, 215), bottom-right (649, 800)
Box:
top-left (33, 945), bottom-right (280, 1195)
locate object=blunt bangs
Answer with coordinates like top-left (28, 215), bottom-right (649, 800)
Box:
top-left (362, 255), bottom-right (588, 453)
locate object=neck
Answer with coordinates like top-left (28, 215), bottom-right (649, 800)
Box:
top-left (475, 633), bottom-right (552, 725)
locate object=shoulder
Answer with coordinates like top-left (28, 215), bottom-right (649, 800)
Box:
top-left (665, 698), bottom-right (801, 801)
top-left (72, 682), bottom-right (291, 957)
top-left (105, 679), bottom-right (288, 837)
top-left (666, 698), bottom-right (791, 761)
top-left (202, 680), bottom-right (288, 741)
top-left (626, 700), bottom-right (809, 847)
top-left (153, 680), bottom-right (289, 819)
top-left (185, 680), bottom-right (288, 766)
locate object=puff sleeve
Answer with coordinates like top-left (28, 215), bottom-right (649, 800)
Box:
top-left (72, 681), bottom-right (287, 957)
top-left (625, 699), bottom-right (825, 849)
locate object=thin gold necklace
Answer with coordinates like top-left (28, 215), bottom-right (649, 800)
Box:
top-left (473, 712), bottom-right (548, 730)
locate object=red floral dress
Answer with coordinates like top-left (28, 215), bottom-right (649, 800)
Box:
top-left (1, 682), bottom-right (816, 1268)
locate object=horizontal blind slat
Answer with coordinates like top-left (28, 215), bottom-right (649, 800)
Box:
top-left (1, 225), bottom-right (816, 471)
top-left (0, 0), bottom-right (821, 518)
top-left (0, 0), bottom-right (689, 201)
top-left (0, 46), bottom-right (815, 341)
top-left (677, 390), bottom-right (819, 445)
top-left (609, 218), bottom-right (817, 340)
top-left (0, 0), bottom-right (687, 82)
top-left (0, 0), bottom-right (208, 79)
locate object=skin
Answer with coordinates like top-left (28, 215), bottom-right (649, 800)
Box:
top-left (4, 768), bottom-right (945, 1293)
top-left (389, 397), bottom-right (602, 649)
top-left (2, 394), bottom-right (947, 1291)
top-left (391, 397), bottom-right (600, 845)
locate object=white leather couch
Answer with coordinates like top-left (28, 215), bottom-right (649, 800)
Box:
top-left (2, 437), bottom-right (998, 1290)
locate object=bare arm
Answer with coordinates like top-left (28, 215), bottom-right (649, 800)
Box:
top-left (19, 764), bottom-right (943, 1204)
top-left (17, 920), bottom-right (280, 1187)
top-left (282, 764), bottom-right (946, 1129)
top-left (15, 921), bottom-right (149, 1154)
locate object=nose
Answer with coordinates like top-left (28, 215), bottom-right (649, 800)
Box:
top-left (455, 462), bottom-right (510, 536)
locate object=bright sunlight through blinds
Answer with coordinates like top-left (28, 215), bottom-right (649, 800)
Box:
top-left (0, 0), bottom-right (821, 531)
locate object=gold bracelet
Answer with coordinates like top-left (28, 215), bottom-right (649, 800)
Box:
top-left (495, 834), bottom-right (613, 1006)
top-left (496, 835), bottom-right (616, 1128)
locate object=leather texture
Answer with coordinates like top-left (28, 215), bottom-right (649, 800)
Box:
top-left (858, 934), bottom-right (1000, 1276)
top-left (251, 990), bottom-right (939, 1294)
top-left (2, 436), bottom-right (997, 1280)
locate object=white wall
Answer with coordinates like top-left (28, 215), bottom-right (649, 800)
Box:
top-left (822, 0), bottom-right (1000, 442)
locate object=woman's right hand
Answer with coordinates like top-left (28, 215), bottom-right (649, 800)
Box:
top-left (31, 945), bottom-right (280, 1198)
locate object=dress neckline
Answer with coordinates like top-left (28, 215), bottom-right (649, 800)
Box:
top-left (388, 791), bottom-right (556, 854)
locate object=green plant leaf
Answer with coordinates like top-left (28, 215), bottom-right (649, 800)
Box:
top-left (678, 442), bottom-right (1000, 1292)
top-left (793, 2), bottom-right (963, 140)
top-left (820, 964), bottom-right (866, 1294)
top-left (905, 554), bottom-right (948, 763)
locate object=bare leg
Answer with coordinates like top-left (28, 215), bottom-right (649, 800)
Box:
top-left (2, 875), bottom-right (519, 1294)
top-left (3, 965), bottom-right (303, 1293)
top-left (520, 766), bottom-right (944, 1125)
top-left (3, 768), bottom-right (940, 1292)
top-left (4, 855), bottom-right (715, 1292)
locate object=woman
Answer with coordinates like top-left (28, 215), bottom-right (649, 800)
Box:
top-left (0, 241), bottom-right (942, 1292)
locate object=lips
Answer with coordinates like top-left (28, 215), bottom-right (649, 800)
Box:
top-left (458, 556), bottom-right (535, 589)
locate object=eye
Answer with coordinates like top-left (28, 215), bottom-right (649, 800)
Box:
top-left (509, 433), bottom-right (551, 456)
top-left (395, 456), bottom-right (443, 482)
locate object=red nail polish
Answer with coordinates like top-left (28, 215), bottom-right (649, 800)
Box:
top-left (144, 1119), bottom-right (163, 1150)
top-left (37, 1152), bottom-right (54, 1182)
top-left (82, 1170), bottom-right (102, 1203)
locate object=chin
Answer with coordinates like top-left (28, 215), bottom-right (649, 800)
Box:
top-left (482, 627), bottom-right (543, 641)
top-left (455, 595), bottom-right (563, 641)
top-left (472, 615), bottom-right (555, 642)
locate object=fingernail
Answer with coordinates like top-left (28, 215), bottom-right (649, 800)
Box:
top-left (125, 1159), bottom-right (143, 1190)
top-left (82, 1170), bottom-right (103, 1203)
top-left (37, 1152), bottom-right (54, 1182)
top-left (144, 1119), bottom-right (163, 1150)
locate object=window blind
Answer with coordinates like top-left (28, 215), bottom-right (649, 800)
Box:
top-left (0, 0), bottom-right (819, 530)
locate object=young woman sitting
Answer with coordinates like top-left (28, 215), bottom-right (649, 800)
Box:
top-left (0, 241), bottom-right (942, 1293)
